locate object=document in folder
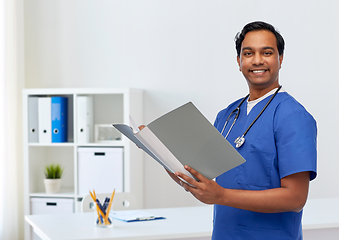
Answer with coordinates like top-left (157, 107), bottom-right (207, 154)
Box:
top-left (113, 102), bottom-right (246, 180)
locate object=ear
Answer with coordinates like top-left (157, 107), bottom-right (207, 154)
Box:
top-left (237, 56), bottom-right (241, 71)
top-left (279, 54), bottom-right (283, 68)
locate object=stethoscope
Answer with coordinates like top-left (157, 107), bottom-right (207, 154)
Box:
top-left (221, 85), bottom-right (282, 148)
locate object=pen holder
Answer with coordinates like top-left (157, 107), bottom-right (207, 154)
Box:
top-left (94, 201), bottom-right (113, 228)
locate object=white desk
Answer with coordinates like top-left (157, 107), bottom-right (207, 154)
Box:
top-left (25, 198), bottom-right (339, 240)
top-left (302, 198), bottom-right (339, 240)
top-left (25, 206), bottom-right (213, 240)
top-left (303, 198), bottom-right (339, 229)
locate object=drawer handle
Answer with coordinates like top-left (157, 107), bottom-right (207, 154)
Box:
top-left (46, 202), bottom-right (57, 206)
top-left (94, 152), bottom-right (105, 156)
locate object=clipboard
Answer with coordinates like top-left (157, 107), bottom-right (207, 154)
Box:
top-left (112, 210), bottom-right (165, 222)
top-left (113, 102), bottom-right (246, 180)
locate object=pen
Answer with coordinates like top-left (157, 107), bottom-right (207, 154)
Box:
top-left (96, 198), bottom-right (112, 224)
top-left (104, 189), bottom-right (115, 224)
top-left (89, 190), bottom-right (104, 224)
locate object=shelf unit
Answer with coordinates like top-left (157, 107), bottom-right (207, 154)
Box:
top-left (22, 88), bottom-right (143, 240)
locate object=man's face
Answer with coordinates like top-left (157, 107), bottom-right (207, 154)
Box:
top-left (237, 30), bottom-right (283, 92)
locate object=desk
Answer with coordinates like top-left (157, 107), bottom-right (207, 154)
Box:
top-left (302, 198), bottom-right (339, 229)
top-left (25, 206), bottom-right (213, 240)
top-left (302, 198), bottom-right (339, 240)
top-left (25, 198), bottom-right (339, 240)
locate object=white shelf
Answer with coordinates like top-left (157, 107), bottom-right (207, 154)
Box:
top-left (76, 142), bottom-right (124, 147)
top-left (30, 188), bottom-right (75, 198)
top-left (28, 142), bottom-right (125, 147)
top-left (23, 88), bottom-right (144, 240)
top-left (28, 143), bottom-right (75, 147)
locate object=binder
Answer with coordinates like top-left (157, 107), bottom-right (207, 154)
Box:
top-left (28, 97), bottom-right (39, 143)
top-left (113, 102), bottom-right (246, 181)
top-left (38, 97), bottom-right (52, 143)
top-left (77, 96), bottom-right (93, 144)
top-left (51, 97), bottom-right (68, 142)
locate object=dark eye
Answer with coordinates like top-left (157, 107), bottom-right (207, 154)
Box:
top-left (264, 51), bottom-right (273, 56)
top-left (243, 52), bottom-right (252, 56)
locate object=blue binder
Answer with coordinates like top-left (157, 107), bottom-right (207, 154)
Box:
top-left (51, 97), bottom-right (68, 142)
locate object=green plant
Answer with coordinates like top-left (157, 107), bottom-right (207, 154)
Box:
top-left (44, 164), bottom-right (64, 179)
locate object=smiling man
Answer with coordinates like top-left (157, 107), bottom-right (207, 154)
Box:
top-left (173, 21), bottom-right (317, 239)
top-left (237, 29), bottom-right (283, 100)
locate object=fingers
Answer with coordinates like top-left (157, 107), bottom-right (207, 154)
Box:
top-left (179, 180), bottom-right (189, 192)
top-left (165, 168), bottom-right (183, 186)
top-left (183, 165), bottom-right (207, 183)
top-left (176, 166), bottom-right (222, 205)
top-left (175, 171), bottom-right (199, 191)
top-left (174, 166), bottom-right (208, 193)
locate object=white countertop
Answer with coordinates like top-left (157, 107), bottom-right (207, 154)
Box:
top-left (302, 198), bottom-right (339, 230)
top-left (25, 198), bottom-right (339, 240)
top-left (25, 205), bottom-right (213, 240)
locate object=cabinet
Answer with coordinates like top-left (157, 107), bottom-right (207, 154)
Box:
top-left (22, 88), bottom-right (143, 240)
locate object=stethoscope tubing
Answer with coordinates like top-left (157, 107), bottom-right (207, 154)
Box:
top-left (221, 96), bottom-right (248, 139)
top-left (221, 86), bottom-right (282, 147)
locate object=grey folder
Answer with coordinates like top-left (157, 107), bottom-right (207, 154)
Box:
top-left (113, 102), bottom-right (245, 180)
top-left (28, 97), bottom-right (39, 143)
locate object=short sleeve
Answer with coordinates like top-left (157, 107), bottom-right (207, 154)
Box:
top-left (275, 108), bottom-right (317, 181)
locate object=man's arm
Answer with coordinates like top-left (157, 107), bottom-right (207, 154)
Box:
top-left (175, 165), bottom-right (310, 213)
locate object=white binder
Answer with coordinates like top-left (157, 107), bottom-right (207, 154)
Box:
top-left (77, 96), bottom-right (93, 144)
top-left (28, 97), bottom-right (39, 143)
top-left (38, 97), bottom-right (52, 143)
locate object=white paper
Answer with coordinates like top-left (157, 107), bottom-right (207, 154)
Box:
top-left (129, 115), bottom-right (140, 133)
top-left (135, 127), bottom-right (194, 179)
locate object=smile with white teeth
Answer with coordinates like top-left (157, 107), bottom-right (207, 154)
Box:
top-left (252, 70), bottom-right (266, 73)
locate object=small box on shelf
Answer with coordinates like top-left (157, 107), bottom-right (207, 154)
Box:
top-left (95, 124), bottom-right (122, 143)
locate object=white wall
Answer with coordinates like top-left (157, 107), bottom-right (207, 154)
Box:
top-left (24, 0), bottom-right (339, 208)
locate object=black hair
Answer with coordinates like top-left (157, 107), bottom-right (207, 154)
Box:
top-left (235, 21), bottom-right (285, 57)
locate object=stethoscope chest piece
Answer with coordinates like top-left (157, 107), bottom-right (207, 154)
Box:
top-left (234, 136), bottom-right (245, 148)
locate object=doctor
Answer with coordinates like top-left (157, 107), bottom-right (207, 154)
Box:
top-left (173, 21), bottom-right (317, 240)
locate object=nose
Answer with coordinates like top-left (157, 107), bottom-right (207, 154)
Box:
top-left (251, 53), bottom-right (264, 65)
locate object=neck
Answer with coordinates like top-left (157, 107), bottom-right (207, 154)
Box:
top-left (248, 83), bottom-right (280, 101)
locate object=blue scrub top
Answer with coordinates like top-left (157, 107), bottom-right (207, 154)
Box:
top-left (212, 92), bottom-right (317, 240)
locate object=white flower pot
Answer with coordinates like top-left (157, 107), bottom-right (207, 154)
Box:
top-left (44, 179), bottom-right (62, 194)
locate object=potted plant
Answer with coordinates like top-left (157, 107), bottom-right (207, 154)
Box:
top-left (43, 163), bottom-right (64, 194)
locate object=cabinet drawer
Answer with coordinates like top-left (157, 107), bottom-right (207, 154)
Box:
top-left (78, 147), bottom-right (123, 195)
top-left (30, 197), bottom-right (74, 215)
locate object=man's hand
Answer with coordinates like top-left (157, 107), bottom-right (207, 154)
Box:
top-left (175, 165), bottom-right (225, 204)
top-left (175, 165), bottom-right (310, 213)
top-left (165, 168), bottom-right (185, 187)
